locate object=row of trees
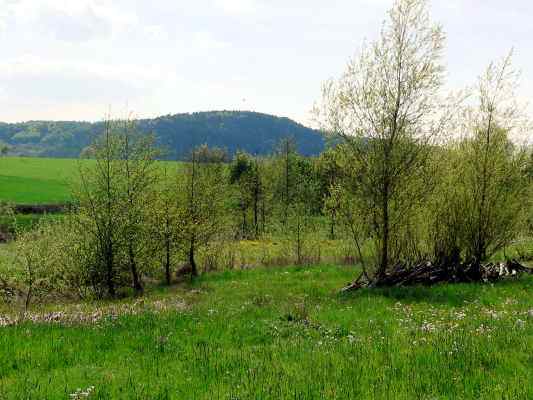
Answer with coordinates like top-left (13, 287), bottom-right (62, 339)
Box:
top-left (1, 126), bottom-right (332, 305)
top-left (2, 110), bottom-right (530, 306)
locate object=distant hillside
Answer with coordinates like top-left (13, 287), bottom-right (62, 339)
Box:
top-left (0, 111), bottom-right (325, 159)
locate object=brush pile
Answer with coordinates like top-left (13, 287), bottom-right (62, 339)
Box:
top-left (341, 260), bottom-right (533, 292)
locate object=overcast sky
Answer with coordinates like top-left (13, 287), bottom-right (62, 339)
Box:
top-left (0, 0), bottom-right (532, 126)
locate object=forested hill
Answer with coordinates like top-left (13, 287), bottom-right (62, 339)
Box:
top-left (0, 111), bottom-right (325, 159)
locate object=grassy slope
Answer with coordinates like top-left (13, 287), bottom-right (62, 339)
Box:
top-left (0, 265), bottom-right (531, 399)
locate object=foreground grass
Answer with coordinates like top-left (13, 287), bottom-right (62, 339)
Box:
top-left (0, 265), bottom-right (532, 399)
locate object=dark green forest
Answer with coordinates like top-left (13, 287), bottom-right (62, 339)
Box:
top-left (0, 111), bottom-right (324, 159)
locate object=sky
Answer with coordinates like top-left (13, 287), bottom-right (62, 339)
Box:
top-left (0, 0), bottom-right (532, 126)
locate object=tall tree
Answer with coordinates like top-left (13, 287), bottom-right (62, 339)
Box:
top-left (76, 119), bottom-right (121, 297)
top-left (316, 0), bottom-right (450, 280)
top-left (455, 53), bottom-right (530, 270)
top-left (317, 148), bottom-right (343, 240)
top-left (278, 138), bottom-right (298, 226)
top-left (151, 166), bottom-right (181, 285)
top-left (117, 120), bottom-right (158, 294)
top-left (177, 147), bottom-right (228, 278)
top-left (74, 118), bottom-right (158, 297)
top-left (230, 152), bottom-right (263, 239)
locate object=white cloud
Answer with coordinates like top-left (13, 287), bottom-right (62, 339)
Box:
top-left (4, 0), bottom-right (139, 42)
top-left (144, 25), bottom-right (169, 41)
top-left (0, 55), bottom-right (167, 120)
top-left (214, 0), bottom-right (258, 16)
top-left (0, 55), bottom-right (164, 84)
top-left (191, 31), bottom-right (230, 51)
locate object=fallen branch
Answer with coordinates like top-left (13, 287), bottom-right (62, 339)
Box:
top-left (341, 259), bottom-right (533, 292)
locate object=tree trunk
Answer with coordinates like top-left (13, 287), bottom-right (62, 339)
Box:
top-left (379, 186), bottom-right (390, 280)
top-left (242, 206), bottom-right (247, 239)
top-left (165, 237), bottom-right (171, 285)
top-left (329, 210), bottom-right (336, 240)
top-left (296, 214), bottom-right (302, 265)
top-left (105, 242), bottom-right (116, 298)
top-left (129, 245), bottom-right (143, 295)
top-left (189, 238), bottom-right (198, 279)
top-left (253, 187), bottom-right (259, 239)
top-left (21, 281), bottom-right (33, 321)
top-left (284, 140), bottom-right (290, 226)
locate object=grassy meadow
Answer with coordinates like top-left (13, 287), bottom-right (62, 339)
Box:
top-left (0, 265), bottom-right (532, 399)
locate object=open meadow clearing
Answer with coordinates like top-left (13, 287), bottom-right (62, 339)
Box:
top-left (1, 265), bottom-right (532, 399)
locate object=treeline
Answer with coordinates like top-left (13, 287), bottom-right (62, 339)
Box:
top-left (0, 111), bottom-right (324, 159)
top-left (0, 122), bottom-right (335, 307)
top-left (0, 114), bottom-right (531, 309)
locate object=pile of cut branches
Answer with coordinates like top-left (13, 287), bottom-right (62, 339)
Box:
top-left (341, 260), bottom-right (533, 292)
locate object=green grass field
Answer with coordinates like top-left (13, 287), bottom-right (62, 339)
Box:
top-left (0, 157), bottom-right (83, 204)
top-left (0, 157), bottom-right (184, 205)
top-left (1, 265), bottom-right (532, 399)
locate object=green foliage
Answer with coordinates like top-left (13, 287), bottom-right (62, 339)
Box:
top-left (72, 119), bottom-right (160, 297)
top-left (0, 112), bottom-right (325, 159)
top-left (176, 148), bottom-right (230, 277)
top-left (316, 0), bottom-right (449, 278)
top-left (0, 219), bottom-right (85, 313)
top-left (229, 152), bottom-right (263, 239)
top-left (150, 166), bottom-right (183, 285)
top-left (429, 54), bottom-right (531, 268)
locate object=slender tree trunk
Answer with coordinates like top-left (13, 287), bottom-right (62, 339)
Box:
top-left (253, 186), bottom-right (259, 239)
top-left (105, 241), bottom-right (115, 297)
top-left (21, 269), bottom-right (33, 321)
top-left (242, 205), bottom-right (247, 238)
top-left (284, 140), bottom-right (290, 226)
top-left (24, 287), bottom-right (32, 318)
top-left (165, 237), bottom-right (171, 285)
top-left (473, 108), bottom-right (494, 277)
top-left (129, 245), bottom-right (143, 294)
top-left (189, 236), bottom-right (198, 279)
top-left (379, 186), bottom-right (390, 280)
top-left (330, 210), bottom-right (336, 240)
top-left (104, 122), bottom-right (116, 298)
top-left (188, 150), bottom-right (198, 280)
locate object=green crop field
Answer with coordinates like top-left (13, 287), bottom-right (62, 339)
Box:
top-left (0, 157), bottom-right (184, 205)
top-left (0, 265), bottom-right (532, 399)
top-left (0, 157), bottom-right (84, 204)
